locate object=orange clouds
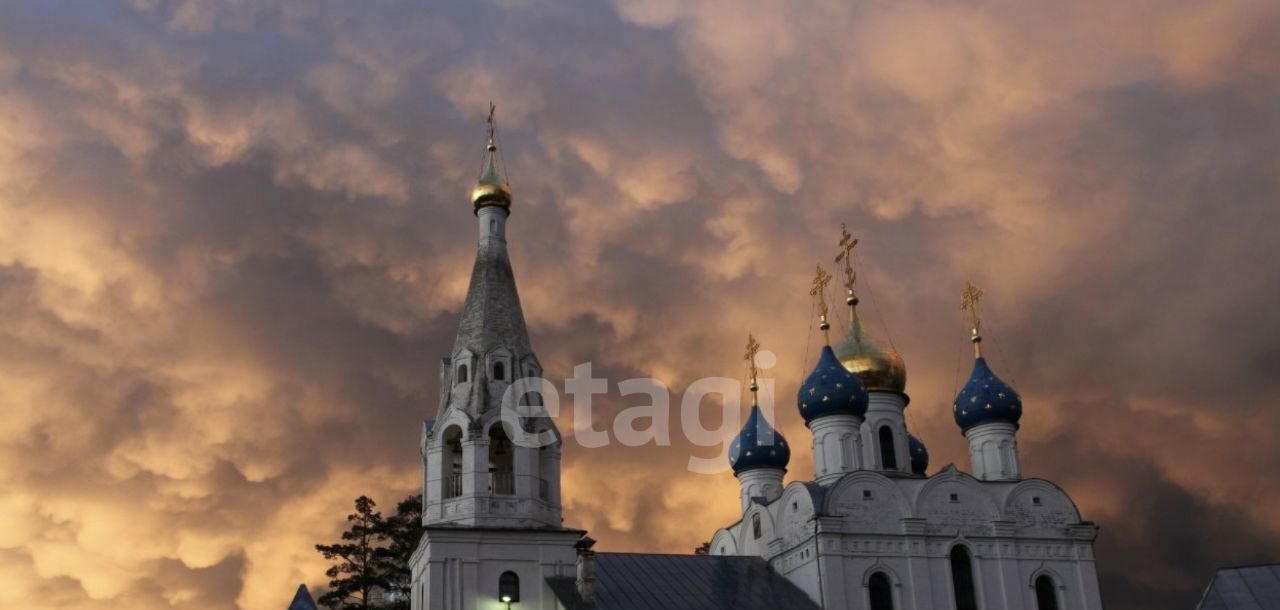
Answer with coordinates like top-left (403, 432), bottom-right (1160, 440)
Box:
top-left (0, 1), bottom-right (1278, 610)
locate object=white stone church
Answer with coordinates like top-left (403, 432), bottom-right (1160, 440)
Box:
top-left (407, 115), bottom-right (1105, 610)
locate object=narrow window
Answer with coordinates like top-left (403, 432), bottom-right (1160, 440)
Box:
top-left (752, 514), bottom-right (762, 539)
top-left (1035, 575), bottom-right (1059, 610)
top-left (457, 364), bottom-right (468, 383)
top-left (863, 489), bottom-right (873, 500)
top-left (494, 361), bottom-right (505, 381)
top-left (498, 571), bottom-right (520, 603)
top-left (1032, 496), bottom-right (1042, 506)
top-left (879, 426), bottom-right (897, 469)
top-left (950, 546), bottom-right (978, 610)
top-left (489, 218), bottom-right (497, 234)
top-left (949, 493), bottom-right (959, 503)
top-left (869, 572), bottom-right (894, 610)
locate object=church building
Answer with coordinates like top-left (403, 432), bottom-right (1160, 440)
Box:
top-left (408, 110), bottom-right (1105, 610)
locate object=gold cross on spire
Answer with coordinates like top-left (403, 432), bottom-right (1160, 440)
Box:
top-left (486, 101), bottom-right (497, 149)
top-left (960, 280), bottom-right (985, 357)
top-left (811, 264), bottom-right (833, 342)
top-left (744, 334), bottom-right (761, 398)
top-left (835, 223), bottom-right (859, 306)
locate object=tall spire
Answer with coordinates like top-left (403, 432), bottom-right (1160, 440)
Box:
top-left (960, 280), bottom-right (985, 358)
top-left (471, 101), bottom-right (513, 212)
top-left (453, 103), bottom-right (530, 359)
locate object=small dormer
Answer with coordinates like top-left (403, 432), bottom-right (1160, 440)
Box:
top-left (453, 349), bottom-right (475, 386)
top-left (488, 347), bottom-right (513, 384)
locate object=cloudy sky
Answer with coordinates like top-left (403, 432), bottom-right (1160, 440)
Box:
top-left (2, 1), bottom-right (1280, 609)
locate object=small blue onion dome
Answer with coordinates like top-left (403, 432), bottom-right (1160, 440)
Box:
top-left (797, 345), bottom-right (869, 423)
top-left (953, 357), bottom-right (1022, 431)
top-left (908, 434), bottom-right (929, 475)
top-left (729, 404), bottom-right (791, 474)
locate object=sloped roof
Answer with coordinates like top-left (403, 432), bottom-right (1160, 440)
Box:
top-left (453, 239), bottom-right (532, 358)
top-left (547, 553), bottom-right (820, 610)
top-left (1198, 564), bottom-right (1280, 609)
top-left (286, 584), bottom-right (318, 610)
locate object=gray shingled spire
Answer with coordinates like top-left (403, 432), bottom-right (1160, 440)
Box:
top-left (451, 226), bottom-right (532, 357)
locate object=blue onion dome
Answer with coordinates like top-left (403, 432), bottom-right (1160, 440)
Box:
top-left (834, 310), bottom-right (907, 394)
top-left (953, 357), bottom-right (1023, 431)
top-left (729, 404), bottom-right (790, 474)
top-left (797, 345), bottom-right (869, 424)
top-left (908, 434), bottom-right (929, 476)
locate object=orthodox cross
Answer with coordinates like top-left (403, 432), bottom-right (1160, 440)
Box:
top-left (486, 101), bottom-right (497, 142)
top-left (960, 280), bottom-right (985, 356)
top-left (835, 224), bottom-right (859, 305)
top-left (811, 264), bottom-right (833, 341)
top-left (744, 334), bottom-right (761, 396)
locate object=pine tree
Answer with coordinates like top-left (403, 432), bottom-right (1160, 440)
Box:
top-left (378, 495), bottom-right (424, 610)
top-left (315, 496), bottom-right (391, 610)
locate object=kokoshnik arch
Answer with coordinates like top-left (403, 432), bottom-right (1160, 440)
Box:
top-left (407, 107), bottom-right (1105, 610)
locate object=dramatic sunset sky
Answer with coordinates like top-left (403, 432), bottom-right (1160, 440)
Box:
top-left (2, 1), bottom-right (1279, 609)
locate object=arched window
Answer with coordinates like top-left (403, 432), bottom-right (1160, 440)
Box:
top-left (752, 514), bottom-right (762, 539)
top-left (498, 570), bottom-right (520, 603)
top-left (879, 426), bottom-right (897, 469)
top-left (1035, 575), bottom-right (1059, 610)
top-left (443, 427), bottom-right (464, 499)
top-left (950, 546), bottom-right (978, 610)
top-left (457, 364), bottom-right (468, 383)
top-left (869, 572), bottom-right (894, 610)
top-left (488, 425), bottom-right (514, 495)
top-left (494, 361), bottom-right (505, 381)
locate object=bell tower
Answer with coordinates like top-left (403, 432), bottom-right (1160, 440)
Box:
top-left (420, 103), bottom-right (562, 529)
top-left (412, 107), bottom-right (583, 610)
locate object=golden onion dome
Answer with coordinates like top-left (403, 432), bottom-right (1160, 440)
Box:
top-left (833, 308), bottom-right (907, 395)
top-left (472, 138), bottom-right (512, 211)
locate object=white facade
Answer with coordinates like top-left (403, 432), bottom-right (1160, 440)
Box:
top-left (711, 388), bottom-right (1105, 610)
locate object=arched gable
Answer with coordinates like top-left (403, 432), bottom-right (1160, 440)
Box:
top-left (1002, 479), bottom-right (1082, 535)
top-left (861, 560), bottom-right (903, 586)
top-left (433, 411), bottom-right (473, 444)
top-left (739, 503), bottom-right (778, 557)
top-left (914, 466), bottom-right (1000, 537)
top-left (773, 483), bottom-right (821, 547)
top-left (1029, 563), bottom-right (1066, 588)
top-left (826, 471), bottom-right (910, 534)
top-left (710, 528), bottom-right (738, 556)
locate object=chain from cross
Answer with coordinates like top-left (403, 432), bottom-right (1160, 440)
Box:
top-left (835, 223), bottom-right (858, 293)
top-left (960, 280), bottom-right (984, 333)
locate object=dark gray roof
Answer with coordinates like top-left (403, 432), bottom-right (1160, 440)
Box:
top-left (548, 553), bottom-right (820, 610)
top-left (286, 584), bottom-right (318, 610)
top-left (453, 239), bottom-right (532, 357)
top-left (1199, 564), bottom-right (1280, 610)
